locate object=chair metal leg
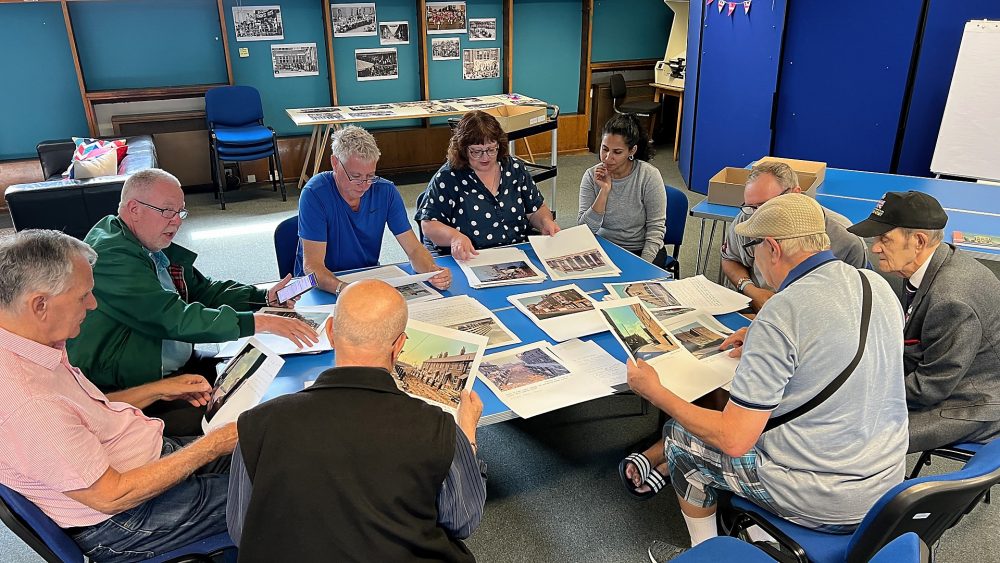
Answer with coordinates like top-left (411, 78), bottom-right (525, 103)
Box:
top-left (909, 451), bottom-right (933, 479)
top-left (215, 158), bottom-right (227, 210)
top-left (268, 155), bottom-right (278, 192)
top-left (274, 145), bottom-right (288, 202)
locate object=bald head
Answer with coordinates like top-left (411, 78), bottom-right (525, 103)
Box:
top-left (333, 280), bottom-right (408, 353)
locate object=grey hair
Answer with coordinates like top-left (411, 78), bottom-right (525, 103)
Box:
top-left (331, 125), bottom-right (381, 164)
top-left (0, 230), bottom-right (97, 312)
top-left (900, 228), bottom-right (944, 246)
top-left (747, 162), bottom-right (799, 191)
top-left (119, 168), bottom-right (181, 210)
top-left (777, 232), bottom-right (831, 255)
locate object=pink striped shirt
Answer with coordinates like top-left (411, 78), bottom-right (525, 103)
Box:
top-left (0, 327), bottom-right (163, 527)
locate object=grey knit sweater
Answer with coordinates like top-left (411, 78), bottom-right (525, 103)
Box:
top-left (578, 159), bottom-right (667, 262)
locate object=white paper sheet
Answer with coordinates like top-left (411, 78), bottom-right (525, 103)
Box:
top-left (395, 319), bottom-right (488, 416)
top-left (338, 265), bottom-right (442, 302)
top-left (456, 247), bottom-right (546, 288)
top-left (507, 284), bottom-right (607, 342)
top-left (216, 305), bottom-right (335, 358)
top-left (659, 275), bottom-right (750, 315)
top-left (551, 338), bottom-right (627, 389)
top-left (408, 295), bottom-right (521, 350)
top-left (529, 224), bottom-right (621, 280)
top-left (203, 338), bottom-right (284, 432)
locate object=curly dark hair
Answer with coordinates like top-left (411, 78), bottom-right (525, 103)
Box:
top-left (602, 113), bottom-right (654, 161)
top-left (446, 110), bottom-right (510, 169)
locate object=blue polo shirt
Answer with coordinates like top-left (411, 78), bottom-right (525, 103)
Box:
top-left (295, 171), bottom-right (412, 275)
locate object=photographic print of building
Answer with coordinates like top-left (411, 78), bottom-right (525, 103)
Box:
top-left (470, 260), bottom-right (537, 283)
top-left (395, 328), bottom-right (480, 407)
top-left (462, 47), bottom-right (500, 80)
top-left (672, 322), bottom-right (726, 359)
top-left (602, 303), bottom-right (678, 361)
top-left (379, 21), bottom-right (410, 45)
top-left (622, 283), bottom-right (680, 309)
top-left (521, 288), bottom-right (593, 320)
top-left (479, 347), bottom-right (570, 392)
top-left (448, 318), bottom-right (515, 348)
top-left (545, 250), bottom-right (610, 274)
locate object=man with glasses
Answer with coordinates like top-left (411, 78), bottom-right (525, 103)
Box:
top-left (297, 125), bottom-right (451, 295)
top-left (68, 169), bottom-right (318, 436)
top-left (720, 161), bottom-right (866, 311)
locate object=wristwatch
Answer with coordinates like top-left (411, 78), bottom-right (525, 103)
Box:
top-left (736, 277), bottom-right (755, 294)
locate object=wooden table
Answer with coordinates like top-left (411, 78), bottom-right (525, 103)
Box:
top-left (649, 82), bottom-right (684, 161)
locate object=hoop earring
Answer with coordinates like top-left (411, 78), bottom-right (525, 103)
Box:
top-left (628, 155), bottom-right (634, 161)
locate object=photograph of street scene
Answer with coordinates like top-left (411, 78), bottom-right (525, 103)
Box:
top-left (394, 325), bottom-right (482, 408)
top-left (671, 321), bottom-right (727, 360)
top-left (608, 282), bottom-right (680, 310)
top-left (517, 288), bottom-right (593, 320)
top-left (478, 346), bottom-right (570, 392)
top-left (470, 260), bottom-right (539, 284)
top-left (205, 343), bottom-right (266, 422)
top-left (447, 317), bottom-right (516, 348)
top-left (261, 308), bottom-right (328, 332)
top-left (601, 302), bottom-right (678, 361)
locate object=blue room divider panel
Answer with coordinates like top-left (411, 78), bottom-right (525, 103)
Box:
top-left (677, 0), bottom-right (704, 187)
top-left (687, 1), bottom-right (786, 194)
top-left (895, 0), bottom-right (1000, 177)
top-left (771, 0), bottom-right (922, 173)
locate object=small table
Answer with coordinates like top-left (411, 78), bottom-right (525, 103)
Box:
top-left (649, 82), bottom-right (684, 162)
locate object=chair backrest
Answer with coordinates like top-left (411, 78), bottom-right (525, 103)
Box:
top-left (609, 74), bottom-right (627, 102)
top-left (274, 215), bottom-right (299, 278)
top-left (205, 86), bottom-right (264, 128)
top-left (0, 484), bottom-right (83, 562)
top-left (664, 184), bottom-right (688, 249)
top-left (845, 439), bottom-right (1000, 563)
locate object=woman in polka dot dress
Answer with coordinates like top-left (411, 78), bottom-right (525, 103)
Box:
top-left (416, 110), bottom-right (561, 259)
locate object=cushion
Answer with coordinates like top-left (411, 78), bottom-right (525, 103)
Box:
top-left (72, 147), bottom-right (119, 180)
top-left (72, 137), bottom-right (128, 163)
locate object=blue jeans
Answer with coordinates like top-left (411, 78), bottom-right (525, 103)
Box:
top-left (70, 437), bottom-right (231, 562)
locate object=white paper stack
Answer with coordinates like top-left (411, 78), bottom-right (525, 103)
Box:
top-left (457, 247), bottom-right (547, 288)
top-left (507, 284), bottom-right (607, 342)
top-left (604, 275), bottom-right (749, 316)
top-left (408, 295), bottom-right (521, 350)
top-left (338, 265), bottom-right (443, 302)
top-left (529, 225), bottom-right (621, 281)
top-left (216, 305), bottom-right (336, 358)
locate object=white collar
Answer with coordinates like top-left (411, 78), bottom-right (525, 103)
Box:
top-left (908, 252), bottom-right (933, 288)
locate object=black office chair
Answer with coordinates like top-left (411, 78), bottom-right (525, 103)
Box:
top-left (609, 73), bottom-right (662, 117)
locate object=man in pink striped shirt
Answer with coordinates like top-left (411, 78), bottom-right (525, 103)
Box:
top-left (0, 230), bottom-right (236, 562)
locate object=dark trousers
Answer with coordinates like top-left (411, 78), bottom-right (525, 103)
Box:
top-left (143, 350), bottom-right (223, 437)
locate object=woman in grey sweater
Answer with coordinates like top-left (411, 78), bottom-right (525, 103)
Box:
top-left (578, 114), bottom-right (667, 262)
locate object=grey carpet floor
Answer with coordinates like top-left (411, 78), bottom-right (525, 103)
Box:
top-left (1, 146), bottom-right (997, 562)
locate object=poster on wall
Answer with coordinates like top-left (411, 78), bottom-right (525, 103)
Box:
top-left (426, 2), bottom-right (467, 35)
top-left (355, 47), bottom-right (399, 81)
top-left (468, 18), bottom-right (496, 41)
top-left (271, 43), bottom-right (320, 78)
top-left (463, 48), bottom-right (500, 80)
top-left (379, 21), bottom-right (410, 45)
top-left (431, 38), bottom-right (461, 61)
top-left (332, 2), bottom-right (378, 37)
top-left (233, 6), bottom-right (284, 42)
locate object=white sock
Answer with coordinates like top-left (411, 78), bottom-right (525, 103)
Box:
top-left (681, 512), bottom-right (718, 547)
top-left (747, 525), bottom-right (775, 543)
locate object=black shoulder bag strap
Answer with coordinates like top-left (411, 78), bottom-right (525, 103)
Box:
top-left (763, 271), bottom-right (873, 433)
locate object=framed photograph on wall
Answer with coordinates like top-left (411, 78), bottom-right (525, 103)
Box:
top-left (233, 6), bottom-right (284, 42)
top-left (332, 2), bottom-right (378, 37)
top-left (271, 43), bottom-right (320, 78)
top-left (355, 47), bottom-right (398, 81)
top-left (468, 18), bottom-right (496, 41)
top-left (463, 47), bottom-right (500, 80)
top-left (426, 2), bottom-right (467, 35)
top-left (379, 21), bottom-right (410, 45)
top-left (431, 37), bottom-right (460, 61)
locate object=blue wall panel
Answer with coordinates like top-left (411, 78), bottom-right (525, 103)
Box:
top-left (225, 0), bottom-right (333, 137)
top-left (771, 1), bottom-right (922, 173)
top-left (71, 0), bottom-right (228, 90)
top-left (687, 1), bottom-right (786, 194)
top-left (513, 0), bottom-right (582, 114)
top-left (896, 0), bottom-right (1000, 177)
top-left (0, 3), bottom-right (89, 160)
top-left (678, 0), bottom-right (703, 187)
top-left (592, 0), bottom-right (672, 62)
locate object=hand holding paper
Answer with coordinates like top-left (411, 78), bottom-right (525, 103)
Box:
top-left (721, 327), bottom-right (748, 358)
top-left (626, 359), bottom-right (666, 400)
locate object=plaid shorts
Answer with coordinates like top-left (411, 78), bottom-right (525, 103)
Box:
top-left (663, 419), bottom-right (854, 533)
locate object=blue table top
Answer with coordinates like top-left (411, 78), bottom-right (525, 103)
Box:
top-left (265, 239), bottom-right (751, 422)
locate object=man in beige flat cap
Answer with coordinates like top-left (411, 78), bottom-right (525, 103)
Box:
top-left (625, 194), bottom-right (908, 560)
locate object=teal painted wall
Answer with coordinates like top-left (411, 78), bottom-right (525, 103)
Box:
top-left (513, 0), bottom-right (582, 114)
top-left (592, 0), bottom-right (671, 62)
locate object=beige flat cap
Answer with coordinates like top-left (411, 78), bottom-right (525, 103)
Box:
top-left (734, 193), bottom-right (826, 240)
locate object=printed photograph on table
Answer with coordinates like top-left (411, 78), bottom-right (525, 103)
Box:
top-left (446, 317), bottom-right (517, 349)
top-left (395, 282), bottom-right (440, 302)
top-left (469, 261), bottom-right (540, 284)
top-left (379, 20), bottom-right (410, 45)
top-left (431, 37), bottom-right (461, 61)
top-left (233, 5), bottom-right (284, 41)
top-left (653, 307), bottom-right (695, 322)
top-left (516, 287), bottom-right (594, 320)
top-left (271, 43), bottom-right (319, 78)
top-left (463, 48), bottom-right (500, 80)
top-left (394, 320), bottom-right (486, 412)
top-left (478, 345), bottom-right (571, 392)
top-left (258, 308), bottom-right (328, 332)
top-left (204, 343), bottom-right (267, 422)
top-left (600, 301), bottom-right (679, 361)
top-left (355, 48), bottom-right (398, 81)
top-left (426, 1), bottom-right (467, 34)
top-left (671, 321), bottom-right (727, 360)
top-left (305, 112), bottom-right (346, 121)
top-left (605, 282), bottom-right (680, 310)
top-left (468, 18), bottom-right (496, 41)
top-left (332, 3), bottom-right (377, 37)
top-left (544, 249), bottom-right (616, 278)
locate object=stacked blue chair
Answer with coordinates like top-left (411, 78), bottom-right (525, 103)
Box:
top-left (206, 85), bottom-right (287, 210)
top-left (669, 532), bottom-right (927, 563)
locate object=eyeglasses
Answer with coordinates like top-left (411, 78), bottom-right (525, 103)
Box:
top-left (468, 146), bottom-right (499, 159)
top-left (741, 188), bottom-right (791, 216)
top-left (336, 157), bottom-right (381, 186)
top-left (137, 200), bottom-right (188, 220)
top-left (742, 238), bottom-right (763, 257)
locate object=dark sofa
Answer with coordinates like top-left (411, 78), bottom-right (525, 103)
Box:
top-left (4, 136), bottom-right (157, 240)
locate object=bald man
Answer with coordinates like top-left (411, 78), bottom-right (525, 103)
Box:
top-left (227, 280), bottom-right (487, 562)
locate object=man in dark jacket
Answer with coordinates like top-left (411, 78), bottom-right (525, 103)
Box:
top-left (227, 279), bottom-right (487, 562)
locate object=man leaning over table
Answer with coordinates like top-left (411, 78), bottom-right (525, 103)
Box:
top-left (67, 168), bottom-right (317, 437)
top-left (0, 230), bottom-right (236, 563)
top-left (296, 125), bottom-right (451, 295)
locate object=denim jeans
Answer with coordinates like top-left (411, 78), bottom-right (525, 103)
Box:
top-left (70, 437), bottom-right (231, 562)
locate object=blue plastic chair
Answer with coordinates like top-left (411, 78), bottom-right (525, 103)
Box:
top-left (653, 184), bottom-right (688, 278)
top-left (206, 85), bottom-right (287, 210)
top-left (274, 215), bottom-right (299, 278)
top-left (0, 484), bottom-right (235, 562)
top-left (720, 438), bottom-right (1000, 563)
top-left (670, 533), bottom-right (927, 563)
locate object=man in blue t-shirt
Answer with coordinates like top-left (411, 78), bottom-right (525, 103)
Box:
top-left (296, 126), bottom-right (451, 295)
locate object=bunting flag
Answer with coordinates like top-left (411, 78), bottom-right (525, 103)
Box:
top-left (727, 1), bottom-right (736, 15)
top-left (717, 0), bottom-right (725, 13)
top-left (743, 0), bottom-right (752, 14)
top-left (706, 0), bottom-right (714, 4)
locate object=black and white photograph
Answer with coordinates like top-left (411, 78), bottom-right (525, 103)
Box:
top-left (233, 5), bottom-right (284, 42)
top-left (348, 103), bottom-right (394, 111)
top-left (204, 343), bottom-right (266, 422)
top-left (355, 47), bottom-right (398, 81)
top-left (463, 47), bottom-right (500, 80)
top-left (463, 101), bottom-right (502, 110)
top-left (432, 37), bottom-right (461, 61)
top-left (468, 18), bottom-right (497, 41)
top-left (379, 20), bottom-right (410, 45)
top-left (332, 2), bottom-right (377, 37)
top-left (271, 43), bottom-right (320, 78)
top-left (349, 109), bottom-right (396, 118)
top-left (426, 1), bottom-right (467, 34)
top-left (305, 112), bottom-right (347, 121)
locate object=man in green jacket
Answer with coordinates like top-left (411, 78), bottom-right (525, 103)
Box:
top-left (68, 168), bottom-right (317, 435)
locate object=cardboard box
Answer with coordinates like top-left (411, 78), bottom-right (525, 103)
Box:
top-left (755, 156), bottom-right (827, 194)
top-left (483, 105), bottom-right (547, 133)
top-left (707, 167), bottom-right (751, 207)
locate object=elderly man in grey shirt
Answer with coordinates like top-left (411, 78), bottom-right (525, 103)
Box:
top-left (628, 194), bottom-right (907, 559)
top-left (721, 161), bottom-right (868, 311)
